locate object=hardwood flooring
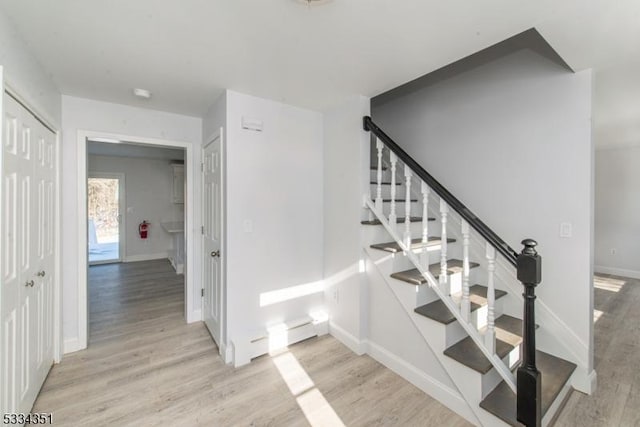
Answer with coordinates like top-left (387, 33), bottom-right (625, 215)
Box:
top-left (33, 259), bottom-right (471, 426)
top-left (555, 274), bottom-right (640, 427)
top-left (34, 261), bottom-right (638, 426)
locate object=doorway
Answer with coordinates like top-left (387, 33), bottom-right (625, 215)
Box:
top-left (88, 173), bottom-right (124, 264)
top-left (76, 132), bottom-right (197, 351)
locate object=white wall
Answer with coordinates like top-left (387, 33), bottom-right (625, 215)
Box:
top-left (61, 95), bottom-right (202, 351)
top-left (223, 90), bottom-right (324, 348)
top-left (594, 147), bottom-right (640, 277)
top-left (322, 95), bottom-right (370, 350)
top-left (88, 154), bottom-right (183, 261)
top-left (0, 9), bottom-right (60, 125)
top-left (372, 49), bottom-right (594, 371)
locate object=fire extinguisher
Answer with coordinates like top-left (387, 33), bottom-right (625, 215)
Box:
top-left (139, 220), bottom-right (150, 239)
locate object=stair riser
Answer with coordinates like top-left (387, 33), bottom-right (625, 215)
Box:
top-left (369, 183), bottom-right (406, 199)
top-left (411, 314), bottom-right (513, 427)
top-left (362, 222), bottom-right (441, 244)
top-left (444, 299), bottom-right (506, 348)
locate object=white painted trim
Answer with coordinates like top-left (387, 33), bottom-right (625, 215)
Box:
top-left (594, 265), bottom-right (640, 280)
top-left (77, 130), bottom-right (197, 351)
top-left (191, 308), bottom-right (202, 323)
top-left (123, 253), bottom-right (168, 263)
top-left (571, 368), bottom-right (597, 395)
top-left (63, 337), bottom-right (83, 354)
top-left (328, 321), bottom-right (367, 355)
top-left (54, 129), bottom-right (63, 363)
top-left (366, 341), bottom-right (478, 426)
top-left (88, 171), bottom-right (126, 264)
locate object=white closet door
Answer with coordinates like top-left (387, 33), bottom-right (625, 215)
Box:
top-left (1, 92), bottom-right (56, 415)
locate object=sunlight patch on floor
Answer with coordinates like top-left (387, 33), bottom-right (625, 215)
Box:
top-left (594, 276), bottom-right (626, 293)
top-left (272, 350), bottom-right (345, 427)
top-left (594, 309), bottom-right (604, 322)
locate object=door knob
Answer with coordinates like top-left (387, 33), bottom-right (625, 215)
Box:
top-left (211, 250), bottom-right (220, 258)
top-left (25, 280), bottom-right (34, 287)
top-left (37, 270), bottom-right (46, 277)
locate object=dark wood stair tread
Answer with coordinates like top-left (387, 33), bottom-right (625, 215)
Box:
top-left (382, 198), bottom-right (418, 202)
top-left (414, 284), bottom-right (507, 324)
top-left (371, 237), bottom-right (455, 254)
top-left (390, 259), bottom-right (480, 285)
top-left (370, 166), bottom-right (387, 170)
top-left (361, 216), bottom-right (434, 225)
top-left (443, 315), bottom-right (533, 374)
top-left (479, 350), bottom-right (577, 425)
top-left (370, 181), bottom-right (401, 185)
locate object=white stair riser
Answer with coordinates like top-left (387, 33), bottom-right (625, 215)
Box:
top-left (444, 298), bottom-right (505, 347)
top-left (369, 183), bottom-right (406, 199)
top-left (362, 222), bottom-right (442, 243)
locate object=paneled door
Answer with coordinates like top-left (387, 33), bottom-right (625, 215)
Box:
top-left (1, 91), bottom-right (57, 415)
top-left (202, 131), bottom-right (223, 349)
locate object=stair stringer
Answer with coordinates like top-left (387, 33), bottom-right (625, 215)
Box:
top-left (364, 246), bottom-right (509, 427)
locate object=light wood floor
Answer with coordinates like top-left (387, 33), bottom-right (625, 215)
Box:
top-left (33, 259), bottom-right (471, 426)
top-left (555, 274), bottom-right (640, 427)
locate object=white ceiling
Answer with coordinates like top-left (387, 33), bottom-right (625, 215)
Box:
top-left (1, 0), bottom-right (639, 147)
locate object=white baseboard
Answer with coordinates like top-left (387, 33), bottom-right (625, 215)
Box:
top-left (366, 341), bottom-right (477, 425)
top-left (329, 322), bottom-right (367, 355)
top-left (124, 252), bottom-right (168, 263)
top-left (63, 337), bottom-right (84, 354)
top-left (188, 308), bottom-right (202, 323)
top-left (594, 265), bottom-right (640, 280)
top-left (571, 367), bottom-right (597, 395)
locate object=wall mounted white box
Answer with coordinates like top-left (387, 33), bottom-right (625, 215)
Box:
top-left (241, 116), bottom-right (263, 132)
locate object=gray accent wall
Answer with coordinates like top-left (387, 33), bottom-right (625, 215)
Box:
top-left (371, 48), bottom-right (594, 371)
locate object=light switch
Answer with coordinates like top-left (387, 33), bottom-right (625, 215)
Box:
top-left (243, 220), bottom-right (253, 233)
top-left (559, 222), bottom-right (572, 238)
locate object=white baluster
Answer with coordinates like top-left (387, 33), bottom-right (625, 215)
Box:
top-left (389, 152), bottom-right (398, 232)
top-left (404, 165), bottom-right (413, 248)
top-left (420, 182), bottom-right (430, 268)
top-left (375, 138), bottom-right (383, 212)
top-left (461, 220), bottom-right (471, 322)
top-left (439, 199), bottom-right (449, 294)
top-left (485, 243), bottom-right (496, 354)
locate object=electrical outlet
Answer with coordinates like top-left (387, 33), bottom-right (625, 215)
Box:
top-left (611, 248), bottom-right (617, 255)
top-left (333, 288), bottom-right (339, 303)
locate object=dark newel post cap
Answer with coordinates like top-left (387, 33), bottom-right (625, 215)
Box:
top-left (517, 238), bottom-right (542, 285)
top-left (521, 239), bottom-right (538, 256)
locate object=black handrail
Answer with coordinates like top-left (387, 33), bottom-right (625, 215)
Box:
top-left (363, 116), bottom-right (519, 266)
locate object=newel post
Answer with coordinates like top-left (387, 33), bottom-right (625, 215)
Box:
top-left (516, 239), bottom-right (542, 427)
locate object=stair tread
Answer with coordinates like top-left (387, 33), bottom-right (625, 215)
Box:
top-left (479, 350), bottom-right (577, 425)
top-left (371, 237), bottom-right (456, 253)
top-left (390, 259), bottom-right (480, 285)
top-left (414, 284), bottom-right (507, 324)
top-left (370, 166), bottom-right (387, 170)
top-left (382, 198), bottom-right (418, 202)
top-left (443, 315), bottom-right (532, 374)
top-left (370, 181), bottom-right (401, 185)
top-left (361, 216), bottom-right (435, 225)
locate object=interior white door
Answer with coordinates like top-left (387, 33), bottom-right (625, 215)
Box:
top-left (202, 132), bottom-right (223, 349)
top-left (1, 92), bottom-right (56, 415)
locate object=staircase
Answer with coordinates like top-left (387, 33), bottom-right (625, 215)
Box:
top-left (362, 117), bottom-right (577, 426)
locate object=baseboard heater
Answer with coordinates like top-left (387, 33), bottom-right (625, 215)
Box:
top-left (232, 314), bottom-right (328, 368)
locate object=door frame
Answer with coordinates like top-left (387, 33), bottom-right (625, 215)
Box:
top-left (1, 78), bottom-right (63, 365)
top-left (201, 128), bottom-right (226, 359)
top-left (87, 172), bottom-right (126, 265)
top-left (77, 131), bottom-right (196, 350)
